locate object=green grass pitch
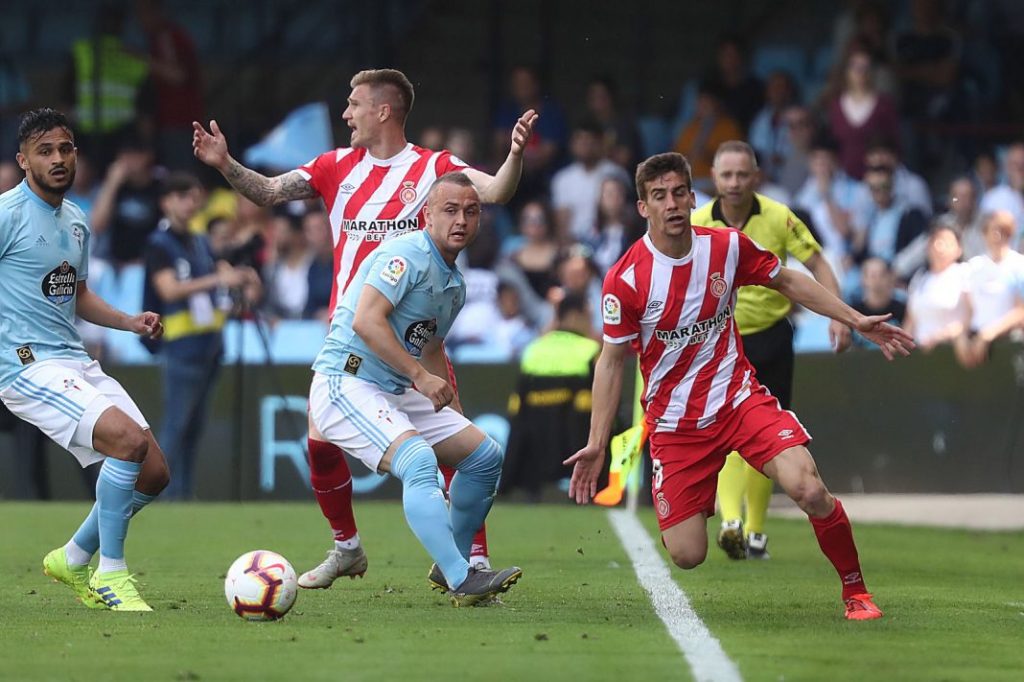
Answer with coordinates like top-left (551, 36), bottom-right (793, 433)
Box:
top-left (1, 501), bottom-right (1021, 681)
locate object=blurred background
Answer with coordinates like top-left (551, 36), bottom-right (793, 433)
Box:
top-left (1, 0), bottom-right (1023, 501)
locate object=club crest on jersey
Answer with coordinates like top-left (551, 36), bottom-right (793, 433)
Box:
top-left (602, 294), bottom-right (621, 324)
top-left (399, 181), bottom-right (418, 205)
top-left (380, 256), bottom-right (408, 286)
top-left (709, 272), bottom-right (728, 298)
top-left (42, 260), bottom-right (77, 304)
top-left (71, 224), bottom-right (84, 250)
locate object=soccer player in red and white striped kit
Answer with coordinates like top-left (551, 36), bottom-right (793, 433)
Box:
top-left (565, 152), bottom-right (915, 620)
top-left (193, 69), bottom-right (537, 588)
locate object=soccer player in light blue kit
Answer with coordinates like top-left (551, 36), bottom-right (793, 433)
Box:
top-left (309, 171), bottom-right (521, 606)
top-left (0, 109), bottom-right (169, 611)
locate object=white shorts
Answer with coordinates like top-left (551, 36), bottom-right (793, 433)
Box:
top-left (0, 358), bottom-right (149, 468)
top-left (309, 372), bottom-right (471, 473)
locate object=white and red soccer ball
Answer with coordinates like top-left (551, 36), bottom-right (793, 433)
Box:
top-left (224, 550), bottom-right (298, 621)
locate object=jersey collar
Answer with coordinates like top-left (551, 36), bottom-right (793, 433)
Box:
top-left (421, 230), bottom-right (458, 280)
top-left (711, 193), bottom-right (761, 229)
top-left (19, 179), bottom-right (64, 214)
top-left (642, 232), bottom-right (693, 265)
top-left (366, 142), bottom-right (413, 165)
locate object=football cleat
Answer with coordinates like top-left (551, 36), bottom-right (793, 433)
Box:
top-left (717, 520), bottom-right (746, 560)
top-left (448, 566), bottom-right (521, 607)
top-left (745, 532), bottom-right (771, 560)
top-left (844, 593), bottom-right (883, 621)
top-left (297, 546), bottom-right (368, 589)
top-left (90, 570), bottom-right (152, 612)
top-left (42, 547), bottom-right (104, 609)
top-left (427, 563), bottom-right (448, 592)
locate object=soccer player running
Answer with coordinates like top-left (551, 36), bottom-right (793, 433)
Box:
top-left (693, 140), bottom-right (851, 560)
top-left (193, 69), bottom-right (537, 589)
top-left (309, 171), bottom-right (520, 606)
top-left (565, 152), bottom-right (914, 620)
top-left (1, 108), bottom-right (168, 611)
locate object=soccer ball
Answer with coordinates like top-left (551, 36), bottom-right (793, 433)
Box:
top-left (224, 550), bottom-right (298, 621)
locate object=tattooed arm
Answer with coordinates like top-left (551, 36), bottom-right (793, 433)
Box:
top-left (193, 119), bottom-right (318, 205)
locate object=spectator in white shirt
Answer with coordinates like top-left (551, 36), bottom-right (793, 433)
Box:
top-left (904, 225), bottom-right (968, 350)
top-left (551, 119), bottom-right (630, 243)
top-left (979, 142), bottom-right (1024, 234)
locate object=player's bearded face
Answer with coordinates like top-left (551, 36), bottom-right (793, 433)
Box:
top-left (638, 172), bottom-right (693, 237)
top-left (18, 128), bottom-right (77, 195)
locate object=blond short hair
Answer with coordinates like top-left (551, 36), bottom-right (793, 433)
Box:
top-left (350, 69), bottom-right (415, 122)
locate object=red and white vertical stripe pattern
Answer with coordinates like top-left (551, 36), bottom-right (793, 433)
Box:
top-left (295, 143), bottom-right (468, 313)
top-left (601, 227), bottom-right (781, 432)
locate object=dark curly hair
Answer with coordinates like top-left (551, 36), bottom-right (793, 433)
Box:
top-left (17, 108), bottom-right (74, 147)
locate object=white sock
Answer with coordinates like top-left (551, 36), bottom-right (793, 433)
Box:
top-left (64, 540), bottom-right (93, 567)
top-left (97, 555), bottom-right (128, 574)
top-left (470, 555), bottom-right (490, 570)
top-left (334, 534), bottom-right (361, 551)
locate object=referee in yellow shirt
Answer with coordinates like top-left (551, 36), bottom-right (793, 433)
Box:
top-left (693, 140), bottom-right (851, 560)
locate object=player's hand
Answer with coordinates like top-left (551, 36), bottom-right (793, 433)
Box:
top-left (509, 109), bottom-right (538, 157)
top-left (193, 119), bottom-right (230, 171)
top-left (216, 262), bottom-right (249, 289)
top-left (415, 373), bottom-right (455, 412)
top-left (854, 314), bottom-right (914, 360)
top-left (829, 320), bottom-right (853, 353)
top-left (563, 443), bottom-right (604, 505)
top-left (131, 312), bottom-right (164, 340)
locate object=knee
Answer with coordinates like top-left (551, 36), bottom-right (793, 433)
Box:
top-left (789, 477), bottom-right (830, 515)
top-left (391, 438), bottom-right (438, 487)
top-left (668, 547), bottom-right (707, 570)
top-left (465, 437), bottom-right (504, 474)
top-left (120, 427), bottom-right (149, 463)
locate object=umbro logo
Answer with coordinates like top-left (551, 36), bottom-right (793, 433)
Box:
top-left (778, 429), bottom-right (794, 440)
top-left (34, 235), bottom-right (48, 247)
top-left (339, 183), bottom-right (356, 193)
top-left (646, 300), bottom-right (664, 312)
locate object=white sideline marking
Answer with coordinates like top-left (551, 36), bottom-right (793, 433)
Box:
top-left (608, 510), bottom-right (742, 682)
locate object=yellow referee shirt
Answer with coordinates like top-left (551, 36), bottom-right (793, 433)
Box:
top-left (692, 193), bottom-right (822, 335)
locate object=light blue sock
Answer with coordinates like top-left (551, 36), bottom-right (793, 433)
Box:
top-left (449, 437), bottom-right (504, 560)
top-left (70, 470), bottom-right (157, 560)
top-left (96, 458), bottom-right (143, 562)
top-left (390, 437), bottom-right (469, 589)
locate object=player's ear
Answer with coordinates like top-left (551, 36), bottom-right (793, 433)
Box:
top-left (636, 199), bottom-right (649, 219)
top-left (379, 103), bottom-right (390, 122)
top-left (16, 151), bottom-right (28, 171)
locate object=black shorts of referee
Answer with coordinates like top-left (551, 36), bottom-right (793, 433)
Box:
top-left (741, 317), bottom-right (795, 411)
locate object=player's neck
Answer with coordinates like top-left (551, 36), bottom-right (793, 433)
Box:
top-left (26, 178), bottom-right (64, 208)
top-left (648, 227), bottom-right (692, 259)
top-left (720, 196), bottom-right (754, 228)
top-left (365, 132), bottom-right (408, 161)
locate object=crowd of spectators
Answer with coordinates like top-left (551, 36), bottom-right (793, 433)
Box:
top-left (2, 0), bottom-right (1023, 370)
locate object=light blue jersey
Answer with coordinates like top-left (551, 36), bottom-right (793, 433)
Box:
top-left (0, 181), bottom-right (90, 388)
top-left (313, 230), bottom-right (465, 393)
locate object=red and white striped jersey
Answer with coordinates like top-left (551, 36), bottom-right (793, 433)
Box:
top-left (601, 227), bottom-right (782, 433)
top-left (295, 143), bottom-right (469, 312)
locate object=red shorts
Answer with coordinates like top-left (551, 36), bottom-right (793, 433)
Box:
top-left (648, 389), bottom-right (810, 531)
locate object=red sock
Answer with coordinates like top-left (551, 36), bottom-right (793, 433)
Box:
top-left (308, 438), bottom-right (358, 542)
top-left (810, 498), bottom-right (867, 599)
top-left (440, 462), bottom-right (489, 558)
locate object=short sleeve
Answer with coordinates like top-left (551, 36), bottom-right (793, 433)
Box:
top-left (785, 208), bottom-right (822, 263)
top-left (435, 150), bottom-right (470, 176)
top-left (79, 226), bottom-right (90, 281)
top-left (294, 150), bottom-right (338, 199)
top-left (362, 246), bottom-right (422, 307)
top-left (0, 207), bottom-right (14, 260)
top-left (144, 236), bottom-right (174, 275)
top-left (601, 269), bottom-right (641, 344)
top-left (735, 230), bottom-right (782, 287)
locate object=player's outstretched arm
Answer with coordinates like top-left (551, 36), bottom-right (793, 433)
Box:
top-left (75, 281), bottom-right (163, 339)
top-left (767, 267), bottom-right (914, 360)
top-left (192, 120), bottom-right (317, 206)
top-left (463, 109), bottom-right (538, 205)
top-left (563, 340), bottom-right (629, 504)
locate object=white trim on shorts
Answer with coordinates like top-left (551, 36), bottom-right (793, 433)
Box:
top-left (308, 372), bottom-right (471, 473)
top-left (0, 358), bottom-right (149, 468)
